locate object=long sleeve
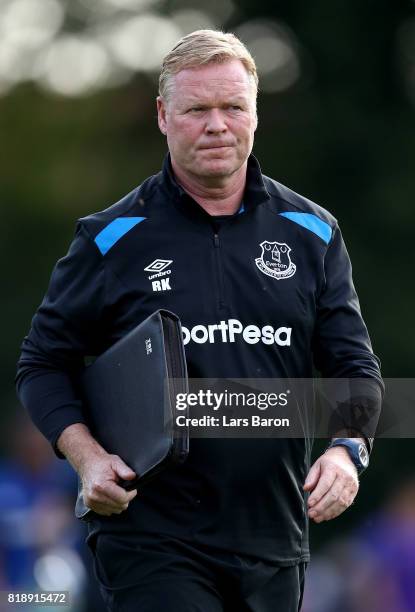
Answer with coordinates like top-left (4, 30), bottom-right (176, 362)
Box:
top-left (16, 222), bottom-right (106, 456)
top-left (312, 225), bottom-right (383, 445)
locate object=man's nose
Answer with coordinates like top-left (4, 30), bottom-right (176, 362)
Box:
top-left (205, 108), bottom-right (227, 133)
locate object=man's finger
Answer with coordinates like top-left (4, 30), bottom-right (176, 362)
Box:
top-left (308, 477), bottom-right (346, 517)
top-left (88, 480), bottom-right (137, 506)
top-left (303, 461), bottom-right (321, 492)
top-left (84, 488), bottom-right (129, 512)
top-left (307, 466), bottom-right (337, 508)
top-left (112, 457), bottom-right (136, 481)
top-left (86, 484), bottom-right (137, 514)
top-left (102, 480), bottom-right (138, 505)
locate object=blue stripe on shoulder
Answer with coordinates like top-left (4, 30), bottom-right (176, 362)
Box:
top-left (94, 217), bottom-right (146, 255)
top-left (278, 212), bottom-right (332, 244)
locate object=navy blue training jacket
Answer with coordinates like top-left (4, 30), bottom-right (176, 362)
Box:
top-left (16, 154), bottom-right (382, 564)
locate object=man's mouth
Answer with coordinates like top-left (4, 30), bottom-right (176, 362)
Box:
top-left (199, 144), bottom-right (234, 150)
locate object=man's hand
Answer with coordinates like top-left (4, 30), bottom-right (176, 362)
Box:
top-left (57, 423), bottom-right (137, 516)
top-left (303, 446), bottom-right (359, 523)
top-left (80, 452), bottom-right (138, 516)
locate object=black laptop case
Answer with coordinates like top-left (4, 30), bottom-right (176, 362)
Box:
top-left (75, 309), bottom-right (189, 520)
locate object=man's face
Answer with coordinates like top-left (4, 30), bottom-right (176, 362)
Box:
top-left (157, 59), bottom-right (258, 182)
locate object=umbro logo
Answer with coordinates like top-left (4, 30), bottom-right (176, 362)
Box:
top-left (144, 259), bottom-right (172, 273)
top-left (144, 259), bottom-right (173, 292)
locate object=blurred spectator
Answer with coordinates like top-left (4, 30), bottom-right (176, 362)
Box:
top-left (0, 410), bottom-right (103, 610)
top-left (302, 478), bottom-right (415, 612)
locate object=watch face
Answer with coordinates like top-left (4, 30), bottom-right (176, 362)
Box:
top-left (358, 444), bottom-right (369, 467)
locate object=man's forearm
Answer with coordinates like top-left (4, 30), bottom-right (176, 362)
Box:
top-left (57, 423), bottom-right (107, 476)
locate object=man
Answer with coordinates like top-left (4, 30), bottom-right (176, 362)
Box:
top-left (16, 30), bottom-right (382, 611)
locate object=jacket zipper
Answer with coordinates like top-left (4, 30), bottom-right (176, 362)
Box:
top-left (213, 232), bottom-right (226, 311)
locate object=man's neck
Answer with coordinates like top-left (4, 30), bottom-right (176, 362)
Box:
top-left (171, 160), bottom-right (247, 216)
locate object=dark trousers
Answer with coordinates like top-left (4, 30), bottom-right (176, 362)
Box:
top-left (88, 532), bottom-right (307, 612)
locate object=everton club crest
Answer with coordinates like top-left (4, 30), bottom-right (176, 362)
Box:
top-left (255, 241), bottom-right (296, 280)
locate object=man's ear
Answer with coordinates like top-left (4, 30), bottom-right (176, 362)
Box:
top-left (157, 96), bottom-right (167, 135)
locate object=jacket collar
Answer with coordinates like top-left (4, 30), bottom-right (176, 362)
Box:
top-left (159, 152), bottom-right (270, 220)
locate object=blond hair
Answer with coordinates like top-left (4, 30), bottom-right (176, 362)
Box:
top-left (159, 29), bottom-right (258, 103)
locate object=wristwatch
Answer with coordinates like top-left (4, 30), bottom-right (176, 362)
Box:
top-left (327, 438), bottom-right (369, 475)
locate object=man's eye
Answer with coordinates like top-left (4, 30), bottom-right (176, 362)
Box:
top-left (229, 105), bottom-right (242, 111)
top-left (188, 107), bottom-right (204, 113)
